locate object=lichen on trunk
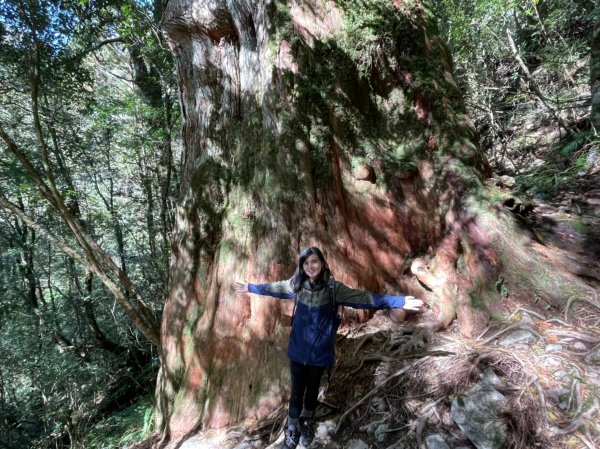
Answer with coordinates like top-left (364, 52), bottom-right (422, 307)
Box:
top-left (156, 0), bottom-right (594, 445)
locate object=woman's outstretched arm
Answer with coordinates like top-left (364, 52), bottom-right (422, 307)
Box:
top-left (335, 282), bottom-right (423, 311)
top-left (233, 279), bottom-right (296, 299)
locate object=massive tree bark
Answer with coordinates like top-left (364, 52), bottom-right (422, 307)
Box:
top-left (157, 0), bottom-right (594, 445)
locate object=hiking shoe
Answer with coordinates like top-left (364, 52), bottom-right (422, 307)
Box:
top-left (299, 418), bottom-right (313, 447)
top-left (281, 426), bottom-right (300, 449)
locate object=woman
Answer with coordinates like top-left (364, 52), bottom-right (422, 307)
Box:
top-left (235, 247), bottom-right (423, 449)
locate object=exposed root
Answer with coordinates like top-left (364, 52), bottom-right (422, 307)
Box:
top-left (479, 323), bottom-right (543, 344)
top-left (352, 332), bottom-right (388, 357)
top-left (564, 293), bottom-right (600, 323)
top-left (549, 399), bottom-right (599, 436)
top-left (336, 358), bottom-right (428, 431)
top-left (508, 307), bottom-right (547, 321)
top-left (546, 329), bottom-right (600, 344)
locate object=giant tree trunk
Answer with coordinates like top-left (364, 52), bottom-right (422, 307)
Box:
top-left (157, 0), bottom-right (593, 445)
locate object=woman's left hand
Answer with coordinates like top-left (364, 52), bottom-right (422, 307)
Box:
top-left (403, 296), bottom-right (424, 311)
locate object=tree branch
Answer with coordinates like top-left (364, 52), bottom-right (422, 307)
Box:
top-left (0, 191), bottom-right (160, 346)
top-left (505, 28), bottom-right (577, 137)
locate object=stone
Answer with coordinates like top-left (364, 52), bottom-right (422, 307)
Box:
top-left (545, 344), bottom-right (563, 353)
top-left (344, 439), bottom-right (369, 449)
top-left (481, 367), bottom-right (506, 391)
top-left (499, 175), bottom-right (515, 188)
top-left (498, 329), bottom-right (534, 346)
top-left (315, 420), bottom-right (336, 439)
top-left (543, 357), bottom-right (561, 367)
top-left (585, 346), bottom-right (600, 364)
top-left (451, 382), bottom-right (508, 449)
top-left (554, 370), bottom-right (569, 380)
top-left (546, 387), bottom-right (569, 402)
top-left (519, 314), bottom-right (535, 325)
top-left (573, 342), bottom-right (588, 351)
top-left (425, 434), bottom-right (451, 449)
top-left (231, 443), bottom-right (254, 449)
top-left (375, 423), bottom-right (389, 442)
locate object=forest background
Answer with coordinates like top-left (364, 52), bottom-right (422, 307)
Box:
top-left (0, 0), bottom-right (596, 448)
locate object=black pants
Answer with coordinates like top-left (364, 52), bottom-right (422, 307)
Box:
top-left (289, 361), bottom-right (327, 419)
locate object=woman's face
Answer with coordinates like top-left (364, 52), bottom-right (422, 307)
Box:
top-left (303, 254), bottom-right (324, 282)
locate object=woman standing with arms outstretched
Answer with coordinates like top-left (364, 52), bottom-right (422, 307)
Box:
top-left (235, 247), bottom-right (423, 449)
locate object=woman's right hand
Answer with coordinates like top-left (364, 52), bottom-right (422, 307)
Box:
top-left (234, 281), bottom-right (249, 293)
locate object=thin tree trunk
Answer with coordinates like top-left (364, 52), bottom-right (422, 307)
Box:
top-left (505, 28), bottom-right (577, 137)
top-left (591, 17), bottom-right (600, 132)
top-left (0, 192), bottom-right (160, 345)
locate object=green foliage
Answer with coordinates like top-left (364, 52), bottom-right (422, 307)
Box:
top-left (82, 395), bottom-right (156, 449)
top-left (431, 0), bottom-right (594, 171)
top-left (561, 130), bottom-right (593, 156)
top-left (0, 0), bottom-right (178, 448)
top-left (516, 132), bottom-right (599, 194)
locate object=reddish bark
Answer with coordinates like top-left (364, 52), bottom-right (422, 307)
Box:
top-left (156, 0), bottom-right (594, 445)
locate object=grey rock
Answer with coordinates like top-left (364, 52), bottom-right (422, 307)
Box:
top-left (519, 314), bottom-right (535, 325)
top-left (498, 329), bottom-right (534, 346)
top-left (544, 357), bottom-right (561, 367)
top-left (554, 370), bottom-right (569, 380)
top-left (315, 420), bottom-right (336, 439)
top-left (232, 443), bottom-right (254, 449)
top-left (546, 387), bottom-right (569, 404)
top-left (500, 175), bottom-right (515, 187)
top-left (344, 439), bottom-right (369, 449)
top-left (545, 344), bottom-right (563, 353)
top-left (481, 368), bottom-right (506, 391)
top-left (584, 346), bottom-right (600, 364)
top-left (573, 342), bottom-right (588, 351)
top-left (425, 434), bottom-right (451, 449)
top-left (375, 423), bottom-right (389, 442)
top-left (451, 382), bottom-right (508, 449)
top-left (586, 147), bottom-right (598, 169)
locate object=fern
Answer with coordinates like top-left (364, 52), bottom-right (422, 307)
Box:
top-left (560, 130), bottom-right (593, 156)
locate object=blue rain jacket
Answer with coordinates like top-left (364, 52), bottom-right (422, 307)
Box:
top-left (248, 278), bottom-right (406, 367)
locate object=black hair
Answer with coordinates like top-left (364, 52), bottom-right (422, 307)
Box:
top-left (291, 247), bottom-right (331, 292)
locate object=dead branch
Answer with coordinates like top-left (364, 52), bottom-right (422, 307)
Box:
top-left (480, 323), bottom-right (543, 345)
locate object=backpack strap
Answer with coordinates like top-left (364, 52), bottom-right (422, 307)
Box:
top-left (328, 276), bottom-right (336, 312)
top-left (327, 276), bottom-right (338, 384)
top-left (291, 293), bottom-right (298, 325)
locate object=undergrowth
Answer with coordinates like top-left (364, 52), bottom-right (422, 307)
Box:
top-left (82, 395), bottom-right (155, 449)
top-left (515, 130), bottom-right (598, 197)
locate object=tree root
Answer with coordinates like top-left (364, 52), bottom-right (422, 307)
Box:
top-left (336, 358), bottom-right (428, 431)
top-left (508, 307), bottom-right (547, 321)
top-left (352, 333), bottom-right (388, 358)
top-left (546, 329), bottom-right (599, 344)
top-left (564, 293), bottom-right (600, 323)
top-left (479, 323), bottom-right (543, 345)
top-left (549, 399), bottom-right (599, 436)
